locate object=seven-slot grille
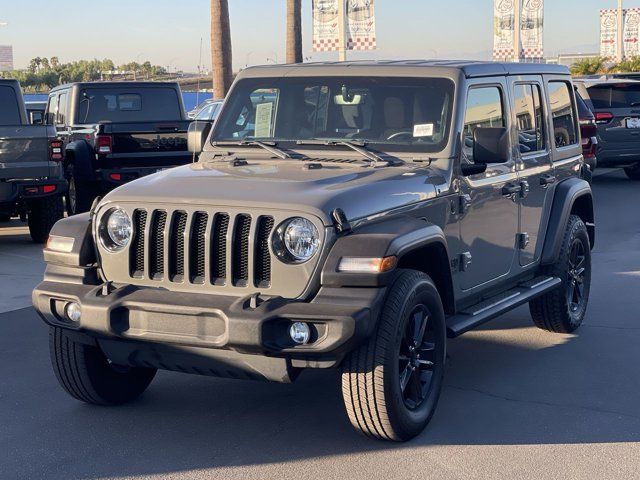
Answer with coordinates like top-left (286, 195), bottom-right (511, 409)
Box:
top-left (130, 209), bottom-right (275, 288)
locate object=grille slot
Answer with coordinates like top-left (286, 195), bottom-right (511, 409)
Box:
top-left (128, 209), bottom-right (279, 291)
top-left (211, 213), bottom-right (229, 284)
top-left (232, 215), bottom-right (252, 287)
top-left (149, 211), bottom-right (167, 280)
top-left (169, 211), bottom-right (188, 281)
top-left (130, 210), bottom-right (147, 278)
top-left (189, 212), bottom-right (208, 284)
top-left (254, 216), bottom-right (274, 288)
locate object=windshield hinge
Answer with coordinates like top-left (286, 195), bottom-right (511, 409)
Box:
top-left (332, 208), bottom-right (351, 235)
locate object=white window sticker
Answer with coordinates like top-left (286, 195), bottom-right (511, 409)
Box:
top-left (413, 123), bottom-right (434, 137)
top-left (254, 102), bottom-right (274, 137)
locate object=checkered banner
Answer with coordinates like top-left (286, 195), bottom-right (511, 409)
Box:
top-left (312, 0), bottom-right (377, 52)
top-left (600, 8), bottom-right (640, 61)
top-left (493, 0), bottom-right (544, 61)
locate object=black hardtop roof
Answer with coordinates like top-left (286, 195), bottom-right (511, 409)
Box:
top-left (239, 60), bottom-right (570, 79)
top-left (50, 81), bottom-right (180, 93)
top-left (0, 79), bottom-right (21, 87)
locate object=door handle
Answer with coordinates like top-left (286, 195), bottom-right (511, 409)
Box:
top-left (540, 174), bottom-right (557, 186)
top-left (502, 183), bottom-right (522, 197)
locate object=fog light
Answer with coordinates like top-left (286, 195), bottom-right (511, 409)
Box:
top-left (65, 302), bottom-right (82, 323)
top-left (289, 322), bottom-right (311, 345)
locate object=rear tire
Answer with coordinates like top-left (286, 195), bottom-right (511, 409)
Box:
top-left (27, 196), bottom-right (64, 244)
top-left (624, 164), bottom-right (640, 181)
top-left (529, 215), bottom-right (591, 333)
top-left (66, 164), bottom-right (96, 215)
top-left (341, 270), bottom-right (446, 441)
top-left (49, 327), bottom-right (156, 405)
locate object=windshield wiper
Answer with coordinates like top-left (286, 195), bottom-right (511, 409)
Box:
top-left (213, 140), bottom-right (291, 159)
top-left (295, 139), bottom-right (387, 166)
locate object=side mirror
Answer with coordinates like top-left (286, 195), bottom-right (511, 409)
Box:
top-left (472, 127), bottom-right (510, 165)
top-left (188, 121), bottom-right (213, 154)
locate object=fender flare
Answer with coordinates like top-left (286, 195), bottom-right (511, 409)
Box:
top-left (65, 140), bottom-right (96, 181)
top-left (321, 215), bottom-right (451, 289)
top-left (540, 177), bottom-right (595, 266)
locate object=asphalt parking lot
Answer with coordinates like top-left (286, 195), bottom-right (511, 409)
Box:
top-left (1, 169), bottom-right (639, 480)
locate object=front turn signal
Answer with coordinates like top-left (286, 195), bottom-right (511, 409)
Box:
top-left (337, 256), bottom-right (397, 274)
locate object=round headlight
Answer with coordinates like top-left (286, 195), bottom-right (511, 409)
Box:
top-left (274, 217), bottom-right (320, 263)
top-left (99, 208), bottom-right (132, 252)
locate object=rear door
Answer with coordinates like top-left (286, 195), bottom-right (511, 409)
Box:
top-left (586, 82), bottom-right (640, 158)
top-left (508, 76), bottom-right (554, 267)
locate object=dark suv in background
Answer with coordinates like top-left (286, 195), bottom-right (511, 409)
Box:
top-left (576, 78), bottom-right (640, 180)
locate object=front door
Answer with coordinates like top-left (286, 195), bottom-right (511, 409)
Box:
top-left (458, 82), bottom-right (519, 290)
top-left (509, 77), bottom-right (555, 266)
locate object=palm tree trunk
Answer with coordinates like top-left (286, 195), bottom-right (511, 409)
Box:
top-left (211, 0), bottom-right (233, 99)
top-left (286, 0), bottom-right (302, 64)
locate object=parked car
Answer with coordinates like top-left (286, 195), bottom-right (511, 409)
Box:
top-left (34, 61), bottom-right (594, 441)
top-left (25, 100), bottom-right (47, 125)
top-left (45, 82), bottom-right (194, 214)
top-left (0, 80), bottom-right (65, 242)
top-left (192, 98), bottom-right (224, 121)
top-left (575, 78), bottom-right (640, 180)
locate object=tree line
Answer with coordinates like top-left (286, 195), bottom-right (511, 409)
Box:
top-left (570, 56), bottom-right (640, 76)
top-left (0, 57), bottom-right (168, 92)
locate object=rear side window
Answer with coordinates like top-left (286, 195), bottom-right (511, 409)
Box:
top-left (57, 92), bottom-right (68, 125)
top-left (587, 83), bottom-right (640, 109)
top-left (548, 82), bottom-right (578, 148)
top-left (46, 94), bottom-right (57, 125)
top-left (463, 86), bottom-right (505, 162)
top-left (0, 85), bottom-right (22, 125)
top-left (76, 87), bottom-right (182, 123)
top-left (514, 84), bottom-right (546, 153)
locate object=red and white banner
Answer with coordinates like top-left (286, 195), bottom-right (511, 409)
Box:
top-left (520, 0), bottom-right (544, 59)
top-left (312, 0), bottom-right (376, 53)
top-left (623, 8), bottom-right (640, 59)
top-left (493, 0), bottom-right (544, 62)
top-left (600, 8), bottom-right (640, 61)
top-left (601, 9), bottom-right (619, 59)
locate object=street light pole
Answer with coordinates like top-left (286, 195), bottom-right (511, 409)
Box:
top-left (338, 0), bottom-right (347, 62)
top-left (618, 0), bottom-right (624, 61)
top-left (513, 0), bottom-right (521, 63)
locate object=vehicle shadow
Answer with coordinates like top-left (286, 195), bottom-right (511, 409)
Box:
top-left (8, 302), bottom-right (638, 480)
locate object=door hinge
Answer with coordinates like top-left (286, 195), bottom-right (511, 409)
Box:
top-left (517, 232), bottom-right (530, 250)
top-left (458, 194), bottom-right (472, 215)
top-left (459, 252), bottom-right (472, 272)
top-left (520, 180), bottom-right (530, 198)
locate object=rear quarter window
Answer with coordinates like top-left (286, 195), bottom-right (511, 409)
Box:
top-left (548, 81), bottom-right (578, 148)
top-left (0, 85), bottom-right (22, 125)
top-left (587, 83), bottom-right (640, 109)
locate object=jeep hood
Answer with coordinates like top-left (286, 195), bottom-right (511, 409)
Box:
top-left (101, 159), bottom-right (451, 226)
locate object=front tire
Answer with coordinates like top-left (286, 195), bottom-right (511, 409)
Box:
top-left (529, 215), bottom-right (591, 333)
top-left (66, 164), bottom-right (96, 215)
top-left (27, 196), bottom-right (64, 244)
top-left (624, 163), bottom-right (640, 181)
top-left (341, 270), bottom-right (446, 441)
top-left (49, 327), bottom-right (156, 405)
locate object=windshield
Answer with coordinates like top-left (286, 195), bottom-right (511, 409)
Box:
top-left (76, 87), bottom-right (183, 123)
top-left (212, 76), bottom-right (455, 153)
top-left (195, 101), bottom-right (222, 120)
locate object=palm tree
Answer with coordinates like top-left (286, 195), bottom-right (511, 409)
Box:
top-left (286, 0), bottom-right (302, 64)
top-left (570, 57), bottom-right (609, 76)
top-left (211, 0), bottom-right (233, 99)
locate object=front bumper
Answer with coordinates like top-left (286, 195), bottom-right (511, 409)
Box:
top-left (33, 278), bottom-right (385, 382)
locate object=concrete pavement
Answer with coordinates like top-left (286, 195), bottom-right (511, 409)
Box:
top-left (0, 169), bottom-right (639, 480)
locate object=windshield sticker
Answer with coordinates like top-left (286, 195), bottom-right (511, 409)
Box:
top-left (254, 102), bottom-right (274, 138)
top-left (413, 123), bottom-right (434, 137)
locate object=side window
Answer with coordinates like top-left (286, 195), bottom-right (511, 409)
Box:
top-left (514, 84), bottom-right (546, 154)
top-left (548, 81), bottom-right (578, 148)
top-left (463, 86), bottom-right (505, 162)
top-left (45, 94), bottom-right (58, 125)
top-left (57, 92), bottom-right (68, 125)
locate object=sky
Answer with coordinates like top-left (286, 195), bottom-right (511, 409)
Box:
top-left (0, 0), bottom-right (631, 72)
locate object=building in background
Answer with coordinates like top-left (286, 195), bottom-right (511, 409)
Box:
top-left (0, 45), bottom-right (13, 71)
top-left (493, 0), bottom-right (545, 63)
top-left (545, 52), bottom-right (600, 67)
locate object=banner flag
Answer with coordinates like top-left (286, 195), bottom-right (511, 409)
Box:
top-left (493, 0), bottom-right (516, 61)
top-left (313, 0), bottom-right (376, 53)
top-left (623, 8), bottom-right (640, 59)
top-left (601, 9), bottom-right (619, 59)
top-left (521, 0), bottom-right (544, 59)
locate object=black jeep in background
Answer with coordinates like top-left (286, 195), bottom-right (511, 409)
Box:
top-left (0, 79), bottom-right (66, 243)
top-left (45, 82), bottom-right (194, 214)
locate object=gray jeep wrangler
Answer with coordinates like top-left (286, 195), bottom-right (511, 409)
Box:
top-left (33, 61), bottom-right (594, 441)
